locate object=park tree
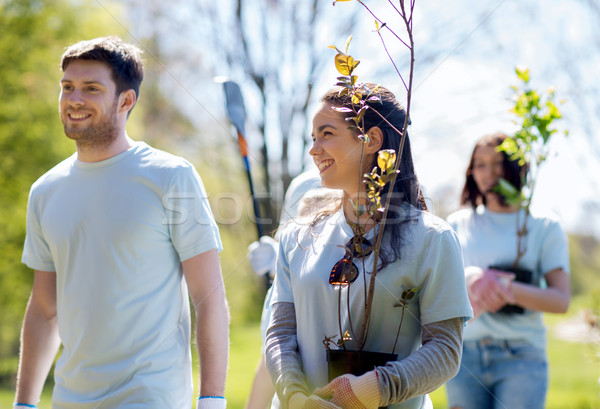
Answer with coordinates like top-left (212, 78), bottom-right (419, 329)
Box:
top-left (116, 1), bottom-right (599, 236)
top-left (120, 0), bottom-right (365, 232)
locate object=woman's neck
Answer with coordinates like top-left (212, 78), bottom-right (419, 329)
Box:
top-left (485, 194), bottom-right (518, 213)
top-left (342, 192), bottom-right (377, 233)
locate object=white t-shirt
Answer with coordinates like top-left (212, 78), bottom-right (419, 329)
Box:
top-left (270, 205), bottom-right (472, 407)
top-left (447, 205), bottom-right (569, 350)
top-left (277, 168), bottom-right (324, 230)
top-left (22, 142), bottom-right (222, 408)
top-left (261, 169), bottom-right (341, 342)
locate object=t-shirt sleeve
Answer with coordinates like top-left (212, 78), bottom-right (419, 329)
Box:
top-left (270, 229), bottom-right (295, 305)
top-left (418, 227), bottom-right (473, 325)
top-left (22, 185), bottom-right (55, 272)
top-left (540, 217), bottom-right (570, 275)
top-left (165, 164), bottom-right (222, 261)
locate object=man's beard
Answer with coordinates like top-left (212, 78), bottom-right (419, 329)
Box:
top-left (63, 106), bottom-right (119, 151)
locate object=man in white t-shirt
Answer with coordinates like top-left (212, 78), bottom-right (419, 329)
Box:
top-left (15, 37), bottom-right (229, 409)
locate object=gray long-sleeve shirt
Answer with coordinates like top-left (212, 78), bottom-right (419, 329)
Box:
top-left (265, 301), bottom-right (463, 408)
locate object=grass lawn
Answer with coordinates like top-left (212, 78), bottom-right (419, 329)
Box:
top-left (2, 299), bottom-right (598, 408)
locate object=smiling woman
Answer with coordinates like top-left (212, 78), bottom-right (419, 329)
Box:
top-left (264, 83), bottom-right (473, 409)
top-left (310, 101), bottom-right (380, 199)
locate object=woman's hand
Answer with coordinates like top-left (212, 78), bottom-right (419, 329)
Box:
top-left (313, 372), bottom-right (381, 409)
top-left (467, 268), bottom-right (515, 316)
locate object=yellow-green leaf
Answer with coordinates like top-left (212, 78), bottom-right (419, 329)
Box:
top-left (493, 178), bottom-right (522, 206)
top-left (377, 149), bottom-right (396, 172)
top-left (345, 34), bottom-right (353, 52)
top-left (515, 66), bottom-right (530, 83)
top-left (334, 53), bottom-right (358, 76)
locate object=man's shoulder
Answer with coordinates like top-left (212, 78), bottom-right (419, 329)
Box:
top-left (30, 153), bottom-right (78, 191)
top-left (134, 142), bottom-right (194, 170)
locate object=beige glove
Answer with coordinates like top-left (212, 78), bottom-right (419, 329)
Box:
top-left (313, 372), bottom-right (381, 409)
top-left (287, 391), bottom-right (340, 409)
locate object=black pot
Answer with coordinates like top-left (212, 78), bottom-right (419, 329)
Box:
top-left (489, 264), bottom-right (534, 314)
top-left (327, 349), bottom-right (398, 409)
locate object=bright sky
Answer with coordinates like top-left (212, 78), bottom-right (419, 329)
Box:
top-left (111, 0), bottom-right (599, 238)
top-left (314, 0), bottom-right (600, 238)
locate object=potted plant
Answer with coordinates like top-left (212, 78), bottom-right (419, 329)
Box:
top-left (323, 1), bottom-right (420, 392)
top-left (492, 67), bottom-right (566, 314)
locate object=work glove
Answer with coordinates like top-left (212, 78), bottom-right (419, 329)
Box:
top-left (288, 391), bottom-right (340, 409)
top-left (247, 236), bottom-right (278, 275)
top-left (313, 372), bottom-right (381, 409)
top-left (196, 396), bottom-right (226, 409)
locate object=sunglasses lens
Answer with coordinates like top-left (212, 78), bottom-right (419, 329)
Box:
top-left (329, 258), bottom-right (359, 285)
top-left (346, 236), bottom-right (373, 258)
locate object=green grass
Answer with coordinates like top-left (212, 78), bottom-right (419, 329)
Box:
top-left (2, 299), bottom-right (598, 409)
top-left (221, 323), bottom-right (264, 408)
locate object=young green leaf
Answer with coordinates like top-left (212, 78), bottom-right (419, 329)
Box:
top-left (493, 178), bottom-right (522, 207)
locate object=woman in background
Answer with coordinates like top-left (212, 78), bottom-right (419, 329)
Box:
top-left (445, 132), bottom-right (571, 409)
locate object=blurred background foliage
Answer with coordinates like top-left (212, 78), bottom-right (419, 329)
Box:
top-left (1, 0), bottom-right (599, 404)
top-left (0, 0), bottom-right (265, 386)
top-left (0, 0), bottom-right (125, 383)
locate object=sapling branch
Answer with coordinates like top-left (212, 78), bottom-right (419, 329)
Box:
top-left (352, 0), bottom-right (411, 49)
top-left (330, 0), bottom-right (417, 353)
top-left (358, 2), bottom-right (416, 351)
top-left (495, 67), bottom-right (566, 270)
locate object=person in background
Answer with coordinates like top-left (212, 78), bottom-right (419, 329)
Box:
top-left (245, 168), bottom-right (340, 409)
top-left (445, 132), bottom-right (570, 409)
top-left (264, 84), bottom-right (472, 408)
top-left (15, 36), bottom-right (229, 409)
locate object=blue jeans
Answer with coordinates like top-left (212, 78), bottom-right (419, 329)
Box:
top-left (446, 338), bottom-right (548, 409)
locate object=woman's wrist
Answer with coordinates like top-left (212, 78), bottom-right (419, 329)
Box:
top-left (287, 391), bottom-right (308, 408)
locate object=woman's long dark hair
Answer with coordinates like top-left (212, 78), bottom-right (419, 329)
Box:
top-left (461, 132), bottom-right (527, 209)
top-left (314, 83), bottom-right (427, 269)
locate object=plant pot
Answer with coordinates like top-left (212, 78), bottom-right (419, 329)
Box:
top-left (489, 264), bottom-right (534, 314)
top-left (327, 349), bottom-right (398, 409)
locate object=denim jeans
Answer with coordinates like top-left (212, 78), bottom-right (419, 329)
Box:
top-left (445, 338), bottom-right (548, 409)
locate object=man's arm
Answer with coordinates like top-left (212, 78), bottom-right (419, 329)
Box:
top-left (15, 270), bottom-right (61, 406)
top-left (182, 249), bottom-right (229, 398)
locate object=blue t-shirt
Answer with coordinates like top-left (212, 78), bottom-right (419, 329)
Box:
top-left (447, 205), bottom-right (569, 349)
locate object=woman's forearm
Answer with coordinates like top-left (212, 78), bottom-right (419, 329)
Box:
top-left (264, 302), bottom-right (309, 407)
top-left (376, 317), bottom-right (464, 405)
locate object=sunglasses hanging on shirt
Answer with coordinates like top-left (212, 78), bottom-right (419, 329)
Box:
top-left (329, 235), bottom-right (374, 286)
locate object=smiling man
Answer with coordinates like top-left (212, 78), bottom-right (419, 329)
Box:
top-left (14, 36), bottom-right (229, 409)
